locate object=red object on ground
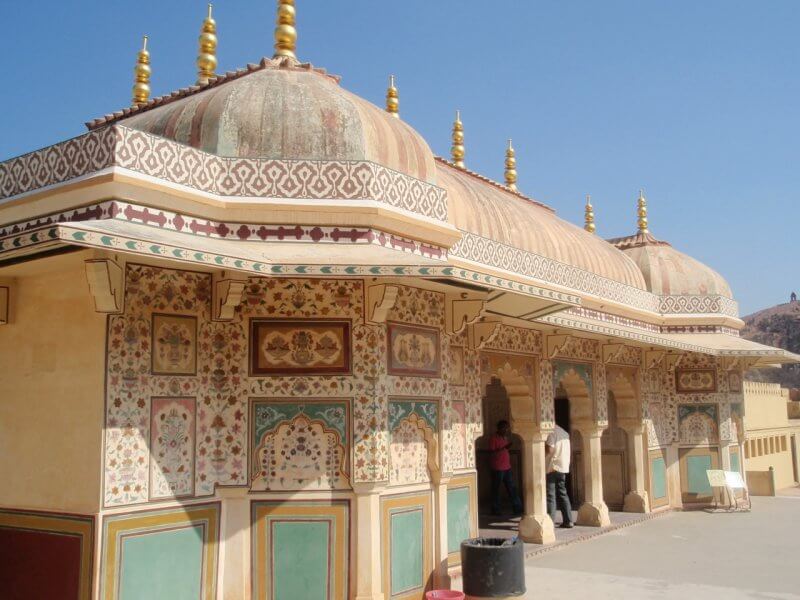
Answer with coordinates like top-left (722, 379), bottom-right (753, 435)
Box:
top-left (426, 591), bottom-right (465, 600)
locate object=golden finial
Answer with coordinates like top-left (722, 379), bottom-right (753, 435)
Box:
top-left (386, 75), bottom-right (399, 118)
top-left (451, 110), bottom-right (465, 169)
top-left (132, 35), bottom-right (151, 107)
top-left (274, 0), bottom-right (297, 60)
top-left (504, 139), bottom-right (518, 191)
top-left (197, 4), bottom-right (218, 85)
top-left (637, 189), bottom-right (649, 233)
top-left (584, 195), bottom-right (596, 234)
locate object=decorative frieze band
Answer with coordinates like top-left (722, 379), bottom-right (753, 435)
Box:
top-left (0, 126), bottom-right (449, 221)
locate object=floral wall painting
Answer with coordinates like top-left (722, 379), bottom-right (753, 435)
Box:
top-left (249, 399), bottom-right (351, 491)
top-left (387, 322), bottom-right (441, 377)
top-left (675, 368), bottom-right (717, 393)
top-left (150, 397), bottom-right (196, 499)
top-left (678, 404), bottom-right (719, 445)
top-left (250, 319), bottom-right (351, 376)
top-left (151, 314), bottom-right (197, 375)
top-left (728, 371), bottom-right (742, 393)
top-left (449, 345), bottom-right (465, 386)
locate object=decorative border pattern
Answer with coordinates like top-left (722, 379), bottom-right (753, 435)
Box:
top-left (659, 295), bottom-right (739, 318)
top-left (451, 231), bottom-right (660, 312)
top-left (0, 126), bottom-right (448, 220)
top-left (100, 502), bottom-right (220, 600)
top-left (0, 200), bottom-right (446, 261)
top-left (251, 500), bottom-right (350, 600)
top-left (0, 509), bottom-right (94, 600)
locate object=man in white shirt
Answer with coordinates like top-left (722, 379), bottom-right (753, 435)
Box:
top-left (545, 424), bottom-right (574, 528)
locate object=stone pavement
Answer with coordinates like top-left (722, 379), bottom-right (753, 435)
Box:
top-left (517, 496), bottom-right (800, 599)
top-left (478, 509), bottom-right (666, 558)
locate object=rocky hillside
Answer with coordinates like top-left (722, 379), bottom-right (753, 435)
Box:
top-left (742, 300), bottom-right (800, 388)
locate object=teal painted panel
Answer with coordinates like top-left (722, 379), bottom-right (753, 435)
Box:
top-left (651, 457), bottom-right (667, 499)
top-left (391, 510), bottom-right (423, 595)
top-left (273, 521), bottom-right (330, 600)
top-left (687, 455), bottom-right (714, 495)
top-left (730, 452), bottom-right (740, 474)
top-left (119, 525), bottom-right (203, 600)
top-left (447, 488), bottom-right (471, 554)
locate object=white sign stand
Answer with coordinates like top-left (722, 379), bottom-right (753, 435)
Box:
top-left (706, 469), bottom-right (751, 511)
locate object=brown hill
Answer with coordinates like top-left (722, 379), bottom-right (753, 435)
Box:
top-left (741, 299), bottom-right (800, 388)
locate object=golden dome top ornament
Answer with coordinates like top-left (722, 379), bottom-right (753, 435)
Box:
top-left (196, 4), bottom-right (218, 85)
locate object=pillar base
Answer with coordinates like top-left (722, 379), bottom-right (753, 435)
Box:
top-left (576, 502), bottom-right (610, 527)
top-left (519, 513), bottom-right (555, 544)
top-left (355, 595), bottom-right (385, 600)
top-left (623, 490), bottom-right (650, 513)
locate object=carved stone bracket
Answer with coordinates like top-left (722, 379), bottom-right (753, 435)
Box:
top-left (84, 257), bottom-right (125, 313)
top-left (547, 334), bottom-right (579, 359)
top-left (467, 318), bottom-right (501, 350)
top-left (212, 271), bottom-right (248, 321)
top-left (602, 343), bottom-right (626, 365)
top-left (645, 350), bottom-right (666, 370)
top-left (366, 284), bottom-right (399, 324)
top-left (720, 356), bottom-right (759, 372)
top-left (445, 296), bottom-right (486, 336)
top-left (664, 353), bottom-right (684, 371)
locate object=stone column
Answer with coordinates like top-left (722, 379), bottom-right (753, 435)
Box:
top-left (575, 425), bottom-right (611, 526)
top-left (517, 424), bottom-right (555, 544)
top-left (621, 422), bottom-right (650, 513)
top-left (432, 476), bottom-right (451, 589)
top-left (666, 443), bottom-right (683, 509)
top-left (354, 483), bottom-right (386, 600)
top-left (217, 488), bottom-right (249, 600)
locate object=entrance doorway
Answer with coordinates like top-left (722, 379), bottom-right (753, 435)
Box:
top-left (475, 378), bottom-right (524, 515)
top-left (554, 393), bottom-right (576, 506)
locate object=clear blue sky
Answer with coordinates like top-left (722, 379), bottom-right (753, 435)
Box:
top-left (1, 1), bottom-right (797, 315)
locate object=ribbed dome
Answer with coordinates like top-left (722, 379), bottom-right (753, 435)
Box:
top-left (115, 62), bottom-right (438, 184)
top-left (610, 232), bottom-right (733, 298)
top-left (441, 162), bottom-right (649, 291)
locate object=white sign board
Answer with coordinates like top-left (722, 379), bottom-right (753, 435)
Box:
top-left (725, 470), bottom-right (746, 490)
top-left (706, 469), bottom-right (726, 487)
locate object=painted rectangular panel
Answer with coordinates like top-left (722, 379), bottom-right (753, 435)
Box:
top-left (0, 510), bottom-right (94, 600)
top-left (651, 457), bottom-right (667, 499)
top-left (687, 455), bottom-right (714, 495)
top-left (272, 521), bottom-right (330, 600)
top-left (101, 503), bottom-right (219, 600)
top-left (150, 396), bottom-right (196, 499)
top-left (119, 525), bottom-right (204, 600)
top-left (387, 322), bottom-right (441, 377)
top-left (250, 319), bottom-right (351, 375)
top-left (447, 487), bottom-right (471, 554)
top-left (151, 313), bottom-right (197, 375)
top-left (730, 451), bottom-right (740, 474)
top-left (252, 500), bottom-right (349, 600)
top-left (391, 509), bottom-right (424, 596)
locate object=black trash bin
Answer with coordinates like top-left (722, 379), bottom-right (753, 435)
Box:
top-left (460, 537), bottom-right (525, 598)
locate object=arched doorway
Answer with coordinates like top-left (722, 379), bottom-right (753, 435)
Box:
top-left (553, 361), bottom-right (610, 526)
top-left (475, 377), bottom-right (524, 515)
top-left (601, 391), bottom-right (628, 510)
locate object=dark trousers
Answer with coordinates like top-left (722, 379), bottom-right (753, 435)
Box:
top-left (491, 469), bottom-right (523, 514)
top-left (547, 471), bottom-right (573, 525)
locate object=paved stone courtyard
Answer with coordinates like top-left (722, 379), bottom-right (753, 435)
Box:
top-left (517, 496), bottom-right (800, 599)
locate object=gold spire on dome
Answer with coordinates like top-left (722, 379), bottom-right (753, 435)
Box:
top-left (451, 110), bottom-right (465, 169)
top-left (386, 75), bottom-right (399, 118)
top-left (584, 195), bottom-right (596, 234)
top-left (196, 4), bottom-right (218, 85)
top-left (637, 189), bottom-right (649, 233)
top-left (504, 139), bottom-right (518, 191)
top-left (132, 35), bottom-right (151, 107)
top-left (273, 0), bottom-right (297, 60)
